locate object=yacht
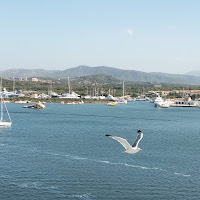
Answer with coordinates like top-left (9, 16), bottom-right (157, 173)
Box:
top-left (154, 95), bottom-right (164, 107)
top-left (170, 97), bottom-right (199, 107)
top-left (154, 95), bottom-right (170, 107)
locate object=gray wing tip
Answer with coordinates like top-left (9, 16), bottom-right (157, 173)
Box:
top-left (137, 129), bottom-right (142, 133)
top-left (105, 134), bottom-right (112, 137)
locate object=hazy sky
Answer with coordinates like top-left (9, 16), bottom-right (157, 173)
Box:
top-left (0, 0), bottom-right (200, 74)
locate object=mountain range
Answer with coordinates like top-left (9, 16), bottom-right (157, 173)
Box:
top-left (185, 70), bottom-right (200, 76)
top-left (0, 65), bottom-right (200, 85)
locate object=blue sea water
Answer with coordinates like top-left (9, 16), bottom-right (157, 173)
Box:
top-left (0, 102), bottom-right (200, 200)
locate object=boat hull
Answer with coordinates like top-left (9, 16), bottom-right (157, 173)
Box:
top-left (0, 121), bottom-right (12, 126)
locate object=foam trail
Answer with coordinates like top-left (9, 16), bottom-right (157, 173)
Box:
top-left (68, 193), bottom-right (93, 199)
top-left (46, 152), bottom-right (61, 156)
top-left (174, 172), bottom-right (191, 177)
top-left (100, 160), bottom-right (165, 171)
top-left (18, 182), bottom-right (58, 190)
top-left (98, 160), bottom-right (191, 177)
top-left (18, 182), bottom-right (41, 189)
top-left (72, 156), bottom-right (86, 160)
top-left (152, 167), bottom-right (167, 171)
top-left (100, 160), bottom-right (110, 164)
top-left (25, 148), bottom-right (191, 178)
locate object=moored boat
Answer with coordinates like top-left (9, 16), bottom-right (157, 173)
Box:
top-left (107, 102), bottom-right (118, 106)
top-left (154, 95), bottom-right (171, 107)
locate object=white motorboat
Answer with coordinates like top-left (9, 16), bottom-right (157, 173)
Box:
top-left (154, 96), bottom-right (164, 107)
top-left (154, 94), bottom-right (171, 107)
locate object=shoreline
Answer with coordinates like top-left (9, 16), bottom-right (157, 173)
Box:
top-left (4, 98), bottom-right (114, 104)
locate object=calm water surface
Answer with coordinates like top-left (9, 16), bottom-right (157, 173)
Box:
top-left (0, 102), bottom-right (200, 199)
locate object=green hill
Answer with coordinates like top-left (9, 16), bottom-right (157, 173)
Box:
top-left (1, 65), bottom-right (200, 85)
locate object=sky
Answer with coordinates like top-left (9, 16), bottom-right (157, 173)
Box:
top-left (0, 0), bottom-right (200, 74)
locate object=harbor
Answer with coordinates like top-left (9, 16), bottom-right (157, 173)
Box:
top-left (1, 101), bottom-right (200, 200)
top-left (1, 1), bottom-right (200, 199)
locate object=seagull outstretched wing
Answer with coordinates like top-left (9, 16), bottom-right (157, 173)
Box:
top-left (132, 130), bottom-right (143, 148)
top-left (105, 134), bottom-right (132, 150)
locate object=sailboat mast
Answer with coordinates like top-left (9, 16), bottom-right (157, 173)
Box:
top-left (123, 81), bottom-right (125, 99)
top-left (0, 77), bottom-right (3, 121)
top-left (68, 76), bottom-right (71, 94)
top-left (13, 77), bottom-right (15, 93)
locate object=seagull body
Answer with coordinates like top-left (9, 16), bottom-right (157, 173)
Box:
top-left (105, 130), bottom-right (143, 154)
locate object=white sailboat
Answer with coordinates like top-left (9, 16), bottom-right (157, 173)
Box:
top-left (60, 76), bottom-right (80, 99)
top-left (0, 78), bottom-right (12, 126)
top-left (118, 81), bottom-right (127, 104)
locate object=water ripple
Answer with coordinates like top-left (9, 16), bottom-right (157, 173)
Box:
top-left (39, 150), bottom-right (192, 178)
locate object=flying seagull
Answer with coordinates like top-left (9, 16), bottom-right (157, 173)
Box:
top-left (105, 130), bottom-right (143, 154)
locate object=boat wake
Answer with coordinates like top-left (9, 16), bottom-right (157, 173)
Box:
top-left (68, 193), bottom-right (93, 199)
top-left (99, 160), bottom-right (190, 177)
top-left (2, 142), bottom-right (192, 179)
top-left (100, 160), bottom-right (167, 172)
top-left (41, 150), bottom-right (192, 178)
top-left (174, 172), bottom-right (191, 177)
top-left (0, 148), bottom-right (191, 200)
top-left (72, 156), bottom-right (87, 160)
